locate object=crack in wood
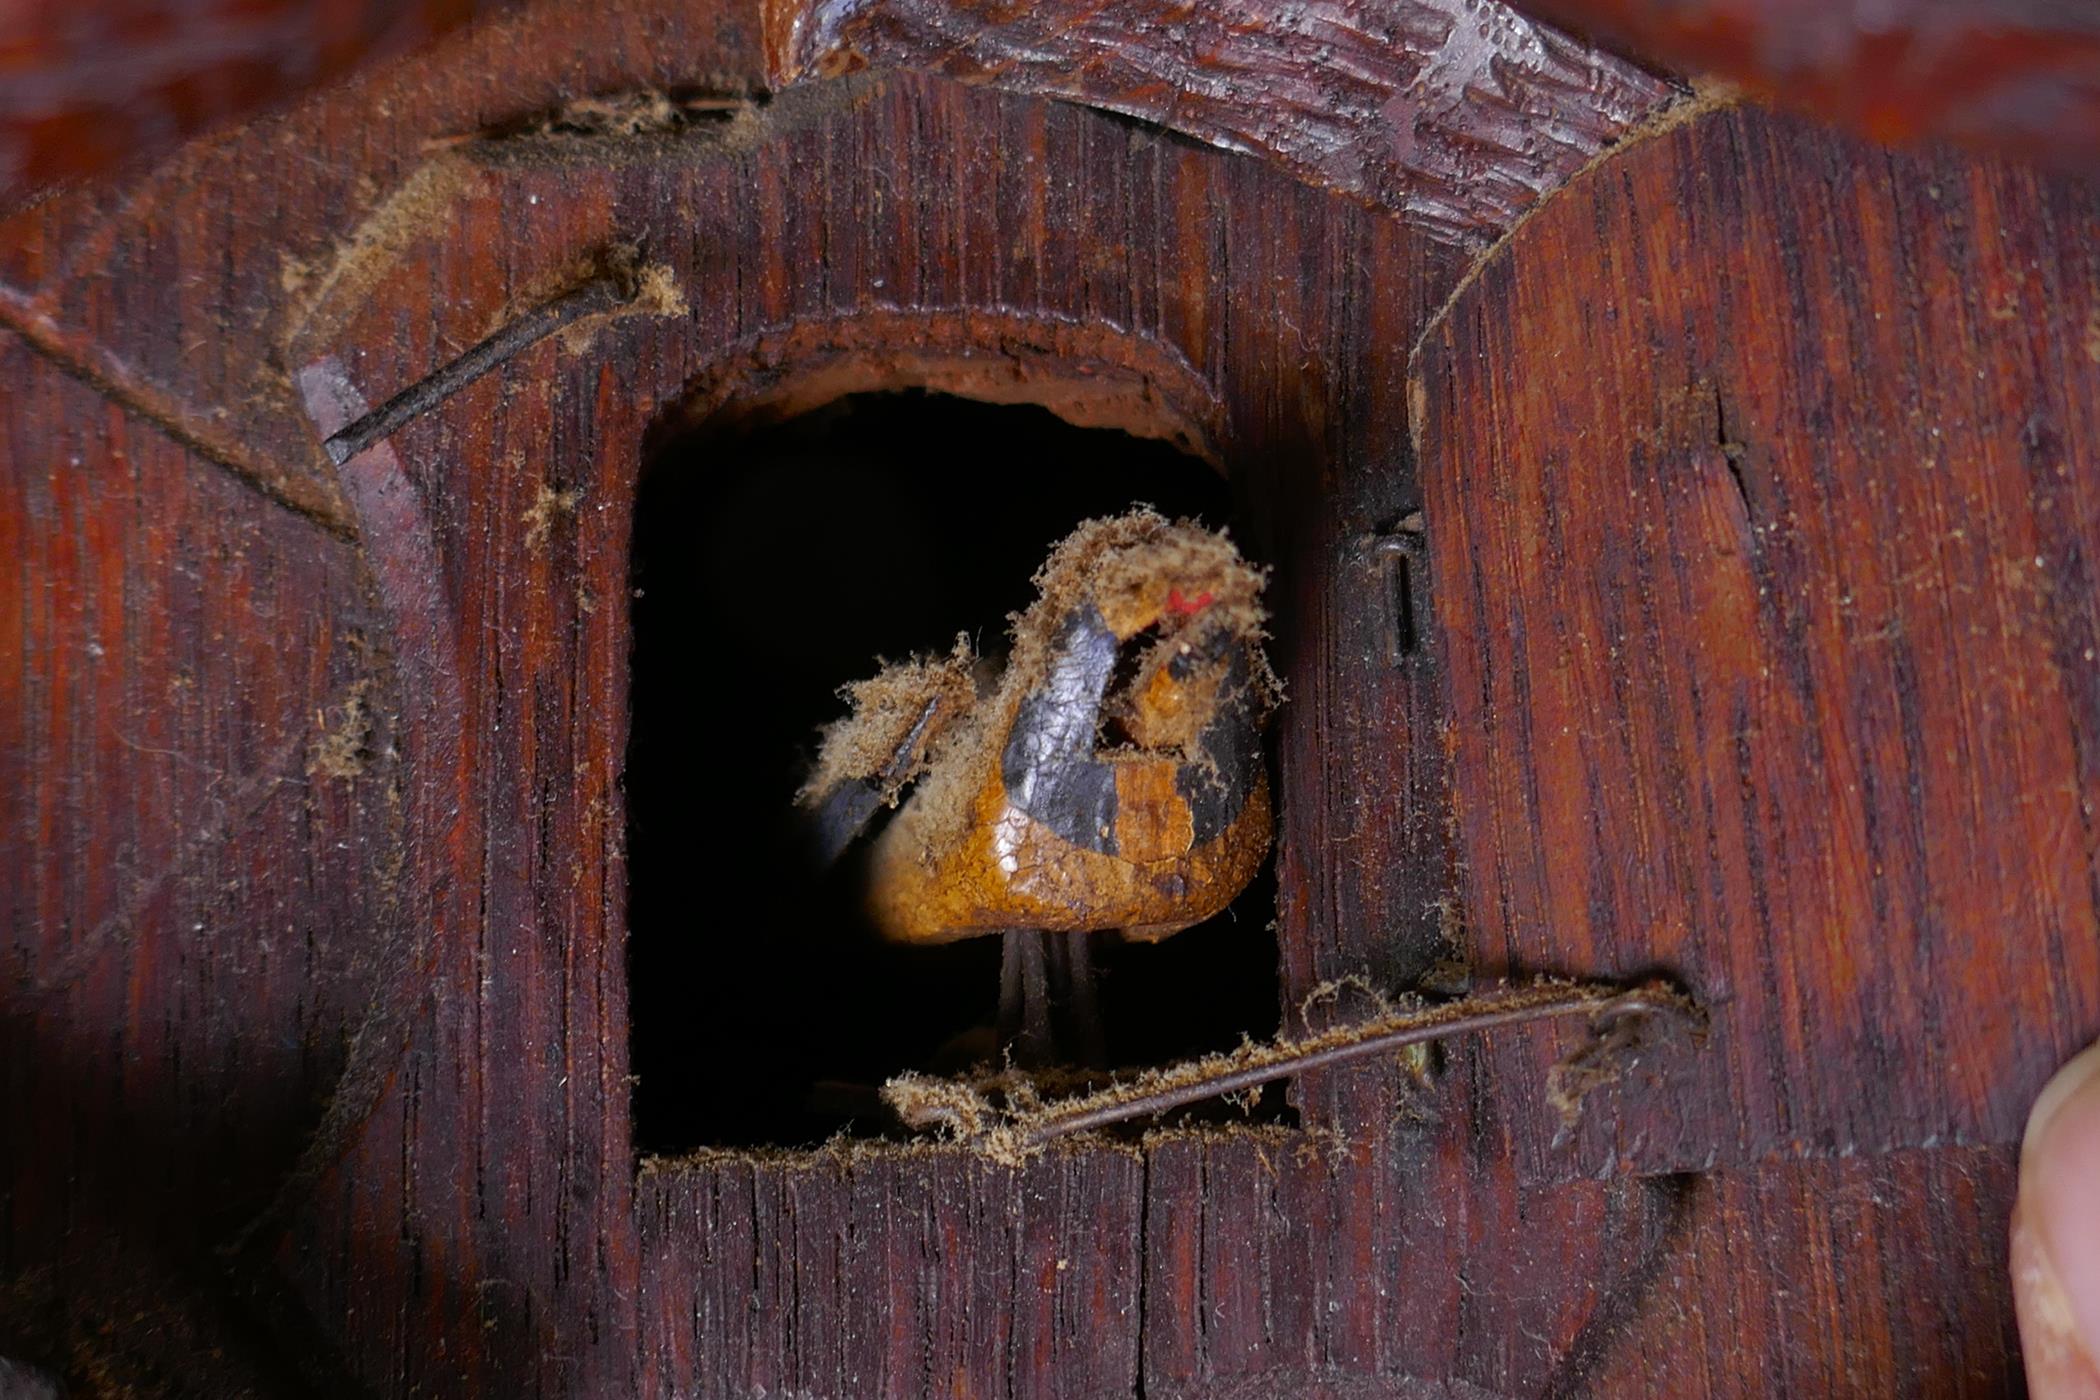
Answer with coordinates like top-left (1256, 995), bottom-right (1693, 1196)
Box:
top-left (0, 284), bottom-right (356, 537)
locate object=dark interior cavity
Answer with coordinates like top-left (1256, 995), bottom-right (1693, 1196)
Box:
top-left (626, 390), bottom-right (1283, 1152)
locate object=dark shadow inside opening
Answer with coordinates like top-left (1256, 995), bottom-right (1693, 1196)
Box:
top-left (627, 390), bottom-right (1284, 1151)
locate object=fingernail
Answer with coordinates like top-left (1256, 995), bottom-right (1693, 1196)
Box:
top-left (2017, 1040), bottom-right (2100, 1396)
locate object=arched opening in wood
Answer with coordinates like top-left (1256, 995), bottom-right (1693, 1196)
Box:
top-left (626, 330), bottom-right (1288, 1152)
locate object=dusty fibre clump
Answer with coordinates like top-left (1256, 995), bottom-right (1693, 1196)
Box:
top-left (802, 509), bottom-right (1278, 945)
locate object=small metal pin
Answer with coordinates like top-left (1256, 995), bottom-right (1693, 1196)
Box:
top-left (321, 266), bottom-right (639, 465)
top-left (1366, 529), bottom-right (1423, 665)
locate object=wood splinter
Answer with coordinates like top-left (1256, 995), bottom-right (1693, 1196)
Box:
top-left (880, 979), bottom-right (1704, 1165)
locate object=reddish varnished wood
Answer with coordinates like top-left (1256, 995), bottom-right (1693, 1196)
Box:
top-left (0, 0), bottom-right (514, 206)
top-left (769, 0), bottom-right (1680, 247)
top-left (1529, 0), bottom-right (2100, 162)
top-left (0, 342), bottom-right (386, 1393)
top-left (9, 0), bottom-right (2100, 213)
top-left (1414, 101), bottom-right (2100, 1183)
top-left (1, 25), bottom-right (1471, 1386)
top-left (1, 1), bottom-right (2093, 1394)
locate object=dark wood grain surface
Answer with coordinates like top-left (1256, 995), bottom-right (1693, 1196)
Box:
top-left (1414, 102), bottom-right (2100, 1184)
top-left (10, 0), bottom-right (2100, 211)
top-left (2, 0), bottom-right (2094, 1392)
top-left (0, 0), bottom-right (518, 202)
top-left (1526, 0), bottom-right (2100, 163)
top-left (769, 0), bottom-right (1682, 248)
top-left (1, 341), bottom-right (388, 1395)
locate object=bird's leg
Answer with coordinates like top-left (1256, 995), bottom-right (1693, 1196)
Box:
top-left (998, 929), bottom-right (1056, 1069)
top-left (998, 930), bottom-right (1107, 1069)
top-left (1044, 933), bottom-right (1106, 1069)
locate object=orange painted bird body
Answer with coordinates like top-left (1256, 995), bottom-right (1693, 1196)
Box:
top-left (818, 512), bottom-right (1277, 947)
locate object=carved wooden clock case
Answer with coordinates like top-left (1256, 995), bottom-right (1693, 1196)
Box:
top-left (4, 0), bottom-right (2099, 1395)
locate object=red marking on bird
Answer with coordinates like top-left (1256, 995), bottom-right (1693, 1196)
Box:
top-left (1167, 587), bottom-right (1214, 615)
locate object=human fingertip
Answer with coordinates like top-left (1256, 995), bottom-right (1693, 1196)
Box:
top-left (2015, 1040), bottom-right (2100, 1400)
